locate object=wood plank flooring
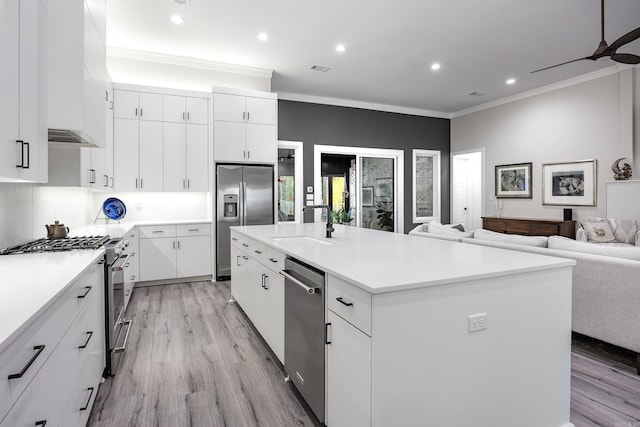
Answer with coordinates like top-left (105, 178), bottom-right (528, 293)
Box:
top-left (88, 281), bottom-right (640, 427)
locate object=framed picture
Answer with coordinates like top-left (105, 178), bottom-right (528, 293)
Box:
top-left (542, 159), bottom-right (597, 206)
top-left (412, 149), bottom-right (441, 223)
top-left (495, 162), bottom-right (532, 199)
top-left (362, 187), bottom-right (374, 207)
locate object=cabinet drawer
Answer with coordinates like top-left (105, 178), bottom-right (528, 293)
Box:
top-left (327, 275), bottom-right (372, 336)
top-left (0, 302), bottom-right (64, 420)
top-left (139, 224), bottom-right (176, 239)
top-left (265, 246), bottom-right (285, 273)
top-left (249, 240), bottom-right (268, 263)
top-left (177, 223), bottom-right (211, 237)
top-left (60, 259), bottom-right (104, 331)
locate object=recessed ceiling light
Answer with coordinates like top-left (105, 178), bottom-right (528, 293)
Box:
top-left (171, 15), bottom-right (185, 24)
top-left (335, 44), bottom-right (346, 53)
top-left (257, 32), bottom-right (269, 41)
top-left (431, 63), bottom-right (441, 71)
top-left (506, 78), bottom-right (516, 85)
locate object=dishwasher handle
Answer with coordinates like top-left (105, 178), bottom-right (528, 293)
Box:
top-left (280, 270), bottom-right (318, 295)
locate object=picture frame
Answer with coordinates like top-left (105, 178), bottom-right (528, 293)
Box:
top-left (495, 162), bottom-right (532, 199)
top-left (542, 159), bottom-right (597, 206)
top-left (361, 187), bottom-right (374, 207)
top-left (412, 149), bottom-right (441, 223)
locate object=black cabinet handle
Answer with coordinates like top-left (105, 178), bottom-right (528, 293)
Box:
top-left (77, 286), bottom-right (92, 299)
top-left (80, 387), bottom-right (95, 411)
top-left (254, 250), bottom-right (262, 254)
top-left (325, 322), bottom-right (332, 344)
top-left (336, 297), bottom-right (353, 307)
top-left (8, 345), bottom-right (45, 379)
top-left (35, 421), bottom-right (47, 426)
top-left (78, 331), bottom-right (94, 349)
top-left (242, 243), bottom-right (249, 247)
top-left (23, 142), bottom-right (30, 168)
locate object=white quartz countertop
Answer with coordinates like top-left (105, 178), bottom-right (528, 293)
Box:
top-left (69, 219), bottom-right (211, 239)
top-left (232, 223), bottom-right (576, 294)
top-left (0, 250), bottom-right (105, 353)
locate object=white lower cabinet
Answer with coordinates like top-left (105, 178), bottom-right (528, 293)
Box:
top-left (0, 257), bottom-right (105, 427)
top-left (138, 223), bottom-right (212, 282)
top-left (230, 232), bottom-right (285, 363)
top-left (327, 310), bottom-right (372, 427)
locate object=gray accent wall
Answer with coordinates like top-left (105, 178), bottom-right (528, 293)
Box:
top-left (278, 100), bottom-right (451, 231)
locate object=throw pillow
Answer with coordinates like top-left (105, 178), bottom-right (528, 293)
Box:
top-left (473, 229), bottom-right (548, 247)
top-left (609, 219), bottom-right (638, 244)
top-left (580, 219), bottom-right (615, 243)
top-left (451, 223), bottom-right (465, 232)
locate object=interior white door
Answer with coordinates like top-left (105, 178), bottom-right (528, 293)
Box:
top-left (452, 156), bottom-right (469, 229)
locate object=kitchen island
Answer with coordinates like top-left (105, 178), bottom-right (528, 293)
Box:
top-left (231, 223), bottom-right (575, 427)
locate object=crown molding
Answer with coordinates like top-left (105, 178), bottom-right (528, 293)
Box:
top-left (107, 47), bottom-right (273, 79)
top-left (277, 92), bottom-right (451, 119)
top-left (451, 64), bottom-right (634, 118)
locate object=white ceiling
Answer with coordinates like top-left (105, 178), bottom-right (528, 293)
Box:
top-left (107, 0), bottom-right (640, 115)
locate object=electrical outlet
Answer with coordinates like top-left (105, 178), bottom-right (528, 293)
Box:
top-left (468, 313), bottom-right (488, 333)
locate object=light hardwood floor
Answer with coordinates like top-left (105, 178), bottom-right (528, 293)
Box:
top-left (89, 281), bottom-right (640, 427)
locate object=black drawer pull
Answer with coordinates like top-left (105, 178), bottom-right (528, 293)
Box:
top-left (269, 258), bottom-right (278, 263)
top-left (255, 250), bottom-right (262, 254)
top-left (336, 297), bottom-right (353, 307)
top-left (35, 421), bottom-right (47, 426)
top-left (8, 345), bottom-right (45, 379)
top-left (80, 387), bottom-right (95, 411)
top-left (242, 243), bottom-right (249, 247)
top-left (77, 286), bottom-right (92, 299)
top-left (78, 331), bottom-right (94, 349)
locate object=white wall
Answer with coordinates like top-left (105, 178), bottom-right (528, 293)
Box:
top-left (108, 55), bottom-right (271, 93)
top-left (0, 184), bottom-right (95, 248)
top-left (451, 69), bottom-right (638, 222)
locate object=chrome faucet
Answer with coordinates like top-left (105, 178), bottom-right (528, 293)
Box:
top-left (303, 204), bottom-right (334, 238)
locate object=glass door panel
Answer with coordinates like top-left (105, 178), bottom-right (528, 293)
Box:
top-left (359, 156), bottom-right (395, 232)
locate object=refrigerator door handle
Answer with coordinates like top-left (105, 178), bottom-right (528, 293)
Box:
top-left (241, 181), bottom-right (248, 225)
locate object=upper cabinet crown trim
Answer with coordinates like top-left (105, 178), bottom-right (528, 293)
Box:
top-left (113, 83), bottom-right (211, 99)
top-left (212, 86), bottom-right (278, 100)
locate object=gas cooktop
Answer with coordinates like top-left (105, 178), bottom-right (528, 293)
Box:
top-left (0, 236), bottom-right (110, 255)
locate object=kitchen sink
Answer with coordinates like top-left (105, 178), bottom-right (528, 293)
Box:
top-left (271, 236), bottom-right (335, 245)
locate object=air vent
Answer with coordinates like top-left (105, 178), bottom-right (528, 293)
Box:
top-left (173, 0), bottom-right (189, 4)
top-left (310, 65), bottom-right (330, 72)
top-left (469, 91), bottom-right (485, 97)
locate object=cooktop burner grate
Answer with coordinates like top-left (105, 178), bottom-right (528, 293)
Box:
top-left (0, 235), bottom-right (110, 255)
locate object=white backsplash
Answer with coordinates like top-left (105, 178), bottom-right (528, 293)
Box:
top-left (0, 184), bottom-right (212, 249)
top-left (93, 192), bottom-right (211, 222)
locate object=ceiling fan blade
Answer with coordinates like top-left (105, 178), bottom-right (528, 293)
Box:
top-left (606, 26), bottom-right (640, 53)
top-left (611, 52), bottom-right (640, 64)
top-left (531, 57), bottom-right (590, 73)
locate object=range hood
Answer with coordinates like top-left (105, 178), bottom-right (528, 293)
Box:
top-left (48, 128), bottom-right (98, 147)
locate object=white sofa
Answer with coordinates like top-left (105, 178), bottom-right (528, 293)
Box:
top-left (410, 222), bottom-right (640, 370)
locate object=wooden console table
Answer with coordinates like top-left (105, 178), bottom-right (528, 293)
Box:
top-left (482, 217), bottom-right (576, 239)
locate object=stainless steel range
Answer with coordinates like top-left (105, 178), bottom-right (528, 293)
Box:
top-left (0, 235), bottom-right (133, 376)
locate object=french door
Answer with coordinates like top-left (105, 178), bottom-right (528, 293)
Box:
top-left (314, 145), bottom-right (404, 233)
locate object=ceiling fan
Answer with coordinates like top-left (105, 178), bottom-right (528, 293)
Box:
top-left (531, 0), bottom-right (640, 73)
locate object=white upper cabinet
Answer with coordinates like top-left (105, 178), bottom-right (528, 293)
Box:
top-left (213, 89), bottom-right (277, 164)
top-left (113, 91), bottom-right (163, 121)
top-left (0, 0), bottom-right (48, 182)
top-left (163, 95), bottom-right (208, 125)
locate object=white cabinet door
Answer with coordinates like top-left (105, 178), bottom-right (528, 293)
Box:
top-left (246, 124), bottom-right (277, 163)
top-left (0, 0), bottom-right (20, 180)
top-left (327, 310), bottom-right (372, 427)
top-left (177, 235), bottom-right (211, 277)
top-left (213, 93), bottom-right (246, 122)
top-left (231, 246), bottom-right (250, 308)
top-left (163, 94), bottom-right (186, 123)
top-left (139, 238), bottom-right (176, 281)
top-left (265, 270), bottom-right (284, 363)
top-left (186, 97), bottom-right (208, 125)
top-left (113, 118), bottom-right (139, 192)
top-left (246, 97), bottom-right (276, 125)
top-left (214, 121), bottom-right (246, 162)
top-left (163, 122), bottom-right (186, 192)
top-left (139, 120), bottom-right (163, 191)
top-left (105, 81), bottom-right (114, 189)
top-left (138, 92), bottom-right (163, 121)
top-left (186, 124), bottom-right (208, 191)
top-left (113, 90), bottom-right (139, 119)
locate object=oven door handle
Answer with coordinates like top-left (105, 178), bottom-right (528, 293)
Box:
top-left (113, 319), bottom-right (133, 353)
top-left (112, 253), bottom-right (134, 272)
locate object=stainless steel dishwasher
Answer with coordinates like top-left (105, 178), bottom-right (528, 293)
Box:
top-left (281, 257), bottom-right (326, 424)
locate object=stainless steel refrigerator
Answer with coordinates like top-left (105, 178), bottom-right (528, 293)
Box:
top-left (216, 164), bottom-right (274, 279)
